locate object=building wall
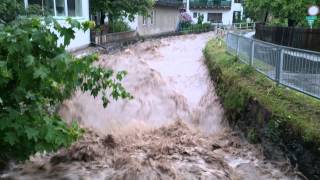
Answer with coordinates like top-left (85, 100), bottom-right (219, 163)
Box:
top-left (185, 0), bottom-right (243, 25)
top-left (24, 0), bottom-right (90, 51)
top-left (65, 0), bottom-right (90, 51)
top-left (137, 7), bottom-right (180, 36)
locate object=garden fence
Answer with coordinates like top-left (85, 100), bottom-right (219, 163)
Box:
top-left (255, 24), bottom-right (320, 52)
top-left (226, 32), bottom-right (320, 99)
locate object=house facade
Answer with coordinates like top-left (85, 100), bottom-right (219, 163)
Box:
top-left (23, 0), bottom-right (90, 50)
top-left (184, 0), bottom-right (244, 25)
top-left (130, 0), bottom-right (184, 36)
top-left (129, 0), bottom-right (244, 36)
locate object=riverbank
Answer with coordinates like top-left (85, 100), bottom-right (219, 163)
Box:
top-left (204, 39), bottom-right (320, 179)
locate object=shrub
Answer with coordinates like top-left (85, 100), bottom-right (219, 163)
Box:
top-left (180, 23), bottom-right (212, 33)
top-left (0, 17), bottom-right (132, 163)
top-left (0, 0), bottom-right (49, 23)
top-left (108, 20), bottom-right (131, 33)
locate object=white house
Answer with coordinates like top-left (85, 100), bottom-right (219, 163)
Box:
top-left (184, 0), bottom-right (244, 25)
top-left (23, 0), bottom-right (90, 50)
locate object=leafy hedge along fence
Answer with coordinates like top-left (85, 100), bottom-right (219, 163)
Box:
top-left (255, 24), bottom-right (320, 52)
top-left (179, 23), bottom-right (214, 33)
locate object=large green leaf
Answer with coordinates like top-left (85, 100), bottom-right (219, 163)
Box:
top-left (4, 132), bottom-right (17, 146)
top-left (33, 66), bottom-right (49, 79)
top-left (25, 127), bottom-right (39, 141)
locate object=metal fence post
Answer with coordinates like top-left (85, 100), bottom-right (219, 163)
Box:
top-left (226, 33), bottom-right (229, 46)
top-left (236, 35), bottom-right (240, 56)
top-left (250, 40), bottom-right (255, 66)
top-left (276, 48), bottom-right (284, 84)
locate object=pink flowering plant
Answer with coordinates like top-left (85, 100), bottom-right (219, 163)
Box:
top-left (179, 12), bottom-right (192, 23)
top-left (179, 12), bottom-right (193, 30)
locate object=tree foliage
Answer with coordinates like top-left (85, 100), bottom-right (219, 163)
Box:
top-left (0, 0), bottom-right (23, 23)
top-left (244, 0), bottom-right (320, 26)
top-left (0, 3), bottom-right (132, 165)
top-left (0, 0), bottom-right (48, 24)
top-left (90, 0), bottom-right (154, 22)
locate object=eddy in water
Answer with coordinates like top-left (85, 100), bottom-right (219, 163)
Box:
top-left (2, 33), bottom-right (301, 180)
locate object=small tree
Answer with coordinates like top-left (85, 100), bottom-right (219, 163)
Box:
top-left (90, 0), bottom-right (154, 25)
top-left (244, 0), bottom-right (320, 27)
top-left (197, 14), bottom-right (204, 25)
top-left (0, 0), bottom-right (132, 166)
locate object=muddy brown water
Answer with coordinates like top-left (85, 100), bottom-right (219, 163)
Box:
top-left (2, 33), bottom-right (301, 180)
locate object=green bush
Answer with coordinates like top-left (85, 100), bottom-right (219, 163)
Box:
top-left (0, 0), bottom-right (50, 23)
top-left (0, 0), bottom-right (24, 23)
top-left (197, 14), bottom-right (204, 25)
top-left (180, 23), bottom-right (212, 33)
top-left (108, 20), bottom-right (132, 33)
top-left (0, 17), bottom-right (132, 163)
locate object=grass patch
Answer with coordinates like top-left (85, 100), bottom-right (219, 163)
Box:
top-left (204, 39), bottom-right (320, 150)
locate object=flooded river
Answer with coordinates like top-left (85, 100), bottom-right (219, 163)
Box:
top-left (3, 33), bottom-right (301, 179)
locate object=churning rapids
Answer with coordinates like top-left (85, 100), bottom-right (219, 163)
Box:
top-left (3, 33), bottom-right (301, 180)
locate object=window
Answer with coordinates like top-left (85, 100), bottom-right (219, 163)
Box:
top-left (234, 0), bottom-right (242, 3)
top-left (27, 0), bottom-right (55, 15)
top-left (25, 0), bottom-right (83, 17)
top-left (233, 11), bottom-right (241, 23)
top-left (44, 0), bottom-right (55, 15)
top-left (207, 13), bottom-right (222, 23)
top-left (55, 0), bottom-right (66, 16)
top-left (193, 12), bottom-right (198, 18)
top-left (142, 16), bottom-right (147, 25)
top-left (150, 10), bottom-right (155, 25)
top-left (28, 0), bottom-right (42, 6)
top-left (67, 0), bottom-right (82, 17)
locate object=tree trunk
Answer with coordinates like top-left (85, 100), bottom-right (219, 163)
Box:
top-left (100, 12), bottom-right (106, 26)
top-left (263, 10), bottom-right (269, 25)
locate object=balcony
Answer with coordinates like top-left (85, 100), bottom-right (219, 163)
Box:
top-left (189, 0), bottom-right (231, 10)
top-left (155, 0), bottom-right (184, 8)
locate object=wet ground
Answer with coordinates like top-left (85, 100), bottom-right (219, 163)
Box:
top-left (2, 33), bottom-right (301, 179)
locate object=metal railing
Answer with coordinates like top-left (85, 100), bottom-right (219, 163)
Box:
top-left (226, 32), bottom-right (320, 99)
top-left (155, 0), bottom-right (184, 7)
top-left (216, 22), bottom-right (256, 38)
top-left (217, 22), bottom-right (256, 31)
top-left (189, 0), bottom-right (231, 9)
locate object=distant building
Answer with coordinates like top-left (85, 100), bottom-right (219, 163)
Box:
top-left (128, 0), bottom-right (244, 36)
top-left (130, 0), bottom-right (184, 36)
top-left (184, 0), bottom-right (244, 25)
top-left (23, 0), bottom-right (90, 50)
